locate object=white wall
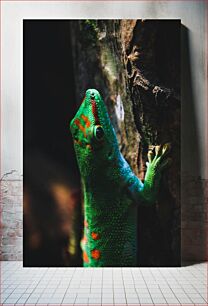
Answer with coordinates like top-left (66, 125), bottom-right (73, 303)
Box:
top-left (1, 1), bottom-right (207, 179)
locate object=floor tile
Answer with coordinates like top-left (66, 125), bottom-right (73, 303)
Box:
top-left (0, 261), bottom-right (207, 306)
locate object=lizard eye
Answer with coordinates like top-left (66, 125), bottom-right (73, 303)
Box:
top-left (94, 125), bottom-right (104, 141)
top-left (90, 92), bottom-right (95, 99)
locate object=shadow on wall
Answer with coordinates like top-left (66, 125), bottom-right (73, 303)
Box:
top-left (181, 25), bottom-right (207, 264)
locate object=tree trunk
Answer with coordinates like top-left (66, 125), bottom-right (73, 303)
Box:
top-left (70, 19), bottom-right (181, 266)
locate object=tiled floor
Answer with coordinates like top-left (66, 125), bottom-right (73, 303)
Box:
top-left (0, 262), bottom-right (207, 305)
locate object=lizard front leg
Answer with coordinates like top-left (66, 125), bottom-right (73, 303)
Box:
top-left (140, 143), bottom-right (171, 204)
top-left (126, 143), bottom-right (171, 205)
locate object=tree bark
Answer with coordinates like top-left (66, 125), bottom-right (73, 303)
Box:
top-left (70, 19), bottom-right (181, 266)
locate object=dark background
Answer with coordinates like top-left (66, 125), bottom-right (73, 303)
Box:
top-left (24, 20), bottom-right (77, 170)
top-left (23, 21), bottom-right (82, 266)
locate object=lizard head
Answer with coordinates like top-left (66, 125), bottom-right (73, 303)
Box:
top-left (70, 89), bottom-right (118, 177)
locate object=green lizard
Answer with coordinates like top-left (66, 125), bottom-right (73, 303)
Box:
top-left (70, 89), bottom-right (171, 267)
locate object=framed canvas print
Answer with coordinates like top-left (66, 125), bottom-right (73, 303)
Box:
top-left (1, 2), bottom-right (208, 306)
top-left (23, 19), bottom-right (181, 267)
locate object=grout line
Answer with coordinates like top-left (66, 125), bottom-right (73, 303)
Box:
top-left (139, 268), bottom-right (154, 305)
top-left (130, 267), bottom-right (141, 305)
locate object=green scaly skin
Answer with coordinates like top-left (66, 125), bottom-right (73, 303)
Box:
top-left (70, 89), bottom-right (170, 267)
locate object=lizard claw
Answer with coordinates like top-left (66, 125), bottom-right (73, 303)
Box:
top-left (146, 142), bottom-right (171, 172)
top-left (155, 143), bottom-right (171, 158)
top-left (155, 145), bottom-right (162, 156)
top-left (157, 143), bottom-right (172, 171)
top-left (147, 150), bottom-right (154, 163)
top-left (162, 143), bottom-right (171, 155)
